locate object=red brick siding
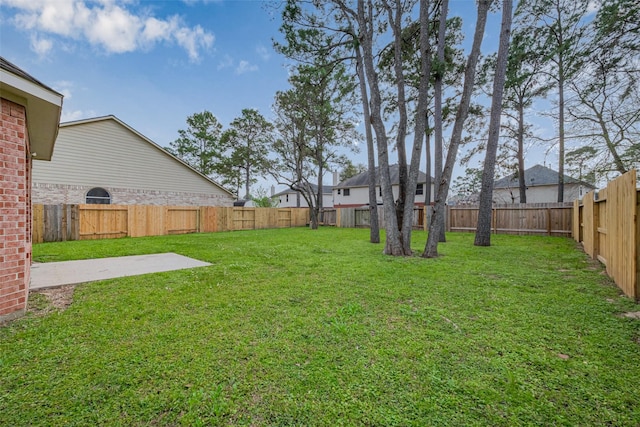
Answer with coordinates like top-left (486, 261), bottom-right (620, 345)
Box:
top-left (0, 98), bottom-right (31, 320)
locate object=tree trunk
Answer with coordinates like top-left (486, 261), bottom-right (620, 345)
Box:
top-left (386, 0), bottom-right (409, 235)
top-left (433, 0), bottom-right (448, 243)
top-left (400, 0), bottom-right (432, 254)
top-left (474, 0), bottom-right (513, 247)
top-left (359, 0), bottom-right (403, 255)
top-left (556, 2), bottom-right (566, 203)
top-left (317, 165), bottom-right (324, 224)
top-left (424, 0), bottom-right (490, 258)
top-left (355, 46), bottom-right (380, 243)
top-left (425, 131), bottom-right (432, 207)
top-left (309, 205), bottom-right (318, 230)
top-left (517, 99), bottom-right (527, 203)
top-left (558, 72), bottom-right (565, 202)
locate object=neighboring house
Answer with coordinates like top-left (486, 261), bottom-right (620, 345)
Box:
top-left (333, 164), bottom-right (434, 208)
top-left (0, 57), bottom-right (63, 322)
top-left (493, 164), bottom-right (596, 203)
top-left (273, 183), bottom-right (334, 208)
top-left (32, 115), bottom-right (234, 206)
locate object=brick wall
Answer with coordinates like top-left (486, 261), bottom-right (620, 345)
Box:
top-left (0, 98), bottom-right (31, 322)
top-left (32, 183), bottom-right (234, 207)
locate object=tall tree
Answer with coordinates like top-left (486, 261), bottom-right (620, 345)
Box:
top-left (354, 0), bottom-right (404, 254)
top-left (170, 110), bottom-right (224, 177)
top-left (277, 0), bottom-right (382, 243)
top-left (432, 0), bottom-right (449, 243)
top-left (220, 109), bottom-right (273, 199)
top-left (340, 160), bottom-right (367, 181)
top-left (563, 0), bottom-right (640, 180)
top-left (353, 0), bottom-right (433, 255)
top-left (501, 19), bottom-right (553, 202)
top-left (270, 88), bottom-right (315, 216)
top-left (377, 1), bottom-right (465, 244)
top-left (474, 0), bottom-right (513, 247)
top-left (519, 0), bottom-right (589, 202)
top-left (423, 0), bottom-right (490, 258)
top-left (270, 62), bottom-right (360, 229)
top-left (355, 44), bottom-right (381, 243)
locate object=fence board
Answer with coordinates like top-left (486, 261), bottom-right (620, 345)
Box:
top-left (576, 170), bottom-right (639, 299)
top-left (168, 207), bottom-right (199, 234)
top-left (277, 209), bottom-right (292, 228)
top-left (447, 203), bottom-right (573, 236)
top-left (40, 204), bottom-right (79, 242)
top-left (32, 204), bottom-right (44, 244)
top-left (606, 171), bottom-right (637, 298)
top-left (79, 204), bottom-right (127, 240)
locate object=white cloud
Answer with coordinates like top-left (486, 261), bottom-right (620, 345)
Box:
top-left (4, 0), bottom-right (214, 61)
top-left (174, 24), bottom-right (214, 61)
top-left (30, 34), bottom-right (53, 57)
top-left (256, 44), bottom-right (271, 61)
top-left (217, 53), bottom-right (233, 70)
top-left (236, 60), bottom-right (258, 74)
top-left (53, 80), bottom-right (74, 99)
top-left (60, 108), bottom-right (97, 122)
top-left (181, 0), bottom-right (221, 5)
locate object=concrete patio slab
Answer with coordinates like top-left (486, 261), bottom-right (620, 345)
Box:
top-left (30, 253), bottom-right (211, 290)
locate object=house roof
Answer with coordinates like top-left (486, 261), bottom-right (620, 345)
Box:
top-left (336, 164), bottom-right (430, 188)
top-left (59, 115), bottom-right (234, 197)
top-left (494, 164), bottom-right (596, 189)
top-left (0, 56), bottom-right (63, 160)
top-left (273, 183), bottom-right (333, 197)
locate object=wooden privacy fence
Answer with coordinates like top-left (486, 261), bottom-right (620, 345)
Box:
top-left (322, 206), bottom-right (425, 229)
top-left (33, 205), bottom-right (310, 243)
top-left (573, 170), bottom-right (639, 299)
top-left (447, 203), bottom-right (574, 236)
top-left (324, 204), bottom-right (571, 236)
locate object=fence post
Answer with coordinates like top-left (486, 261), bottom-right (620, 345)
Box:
top-left (572, 199), bottom-right (579, 241)
top-left (70, 204), bottom-right (79, 240)
top-left (492, 208), bottom-right (497, 234)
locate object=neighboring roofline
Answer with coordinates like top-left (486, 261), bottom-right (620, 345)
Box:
top-left (495, 182), bottom-right (596, 189)
top-left (0, 56), bottom-right (63, 161)
top-left (59, 115), bottom-right (234, 197)
top-left (335, 164), bottom-right (431, 188)
top-left (494, 164), bottom-right (596, 190)
top-left (273, 185), bottom-right (334, 197)
top-left (335, 180), bottom-right (428, 190)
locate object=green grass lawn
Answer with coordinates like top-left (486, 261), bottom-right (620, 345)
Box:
top-left (2, 228), bottom-right (639, 426)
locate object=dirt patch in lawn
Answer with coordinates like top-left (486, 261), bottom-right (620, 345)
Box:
top-left (28, 285), bottom-right (76, 317)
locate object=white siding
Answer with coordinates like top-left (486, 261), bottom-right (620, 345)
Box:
top-left (493, 183), bottom-right (585, 203)
top-left (277, 191), bottom-right (333, 208)
top-left (33, 118), bottom-right (232, 201)
top-left (334, 183), bottom-right (434, 207)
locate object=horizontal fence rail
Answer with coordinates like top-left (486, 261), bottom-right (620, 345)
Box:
top-left (33, 205), bottom-right (310, 243)
top-left (573, 169), bottom-right (639, 299)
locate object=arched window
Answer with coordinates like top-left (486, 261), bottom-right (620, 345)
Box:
top-left (86, 187), bottom-right (111, 204)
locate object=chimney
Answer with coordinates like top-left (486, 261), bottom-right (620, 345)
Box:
top-left (271, 185), bottom-right (275, 196)
top-left (333, 171), bottom-right (339, 186)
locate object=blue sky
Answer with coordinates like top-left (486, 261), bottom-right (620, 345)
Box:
top-left (1, 0), bottom-right (534, 191)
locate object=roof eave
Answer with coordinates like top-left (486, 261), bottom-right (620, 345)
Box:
top-left (1, 68), bottom-right (63, 161)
